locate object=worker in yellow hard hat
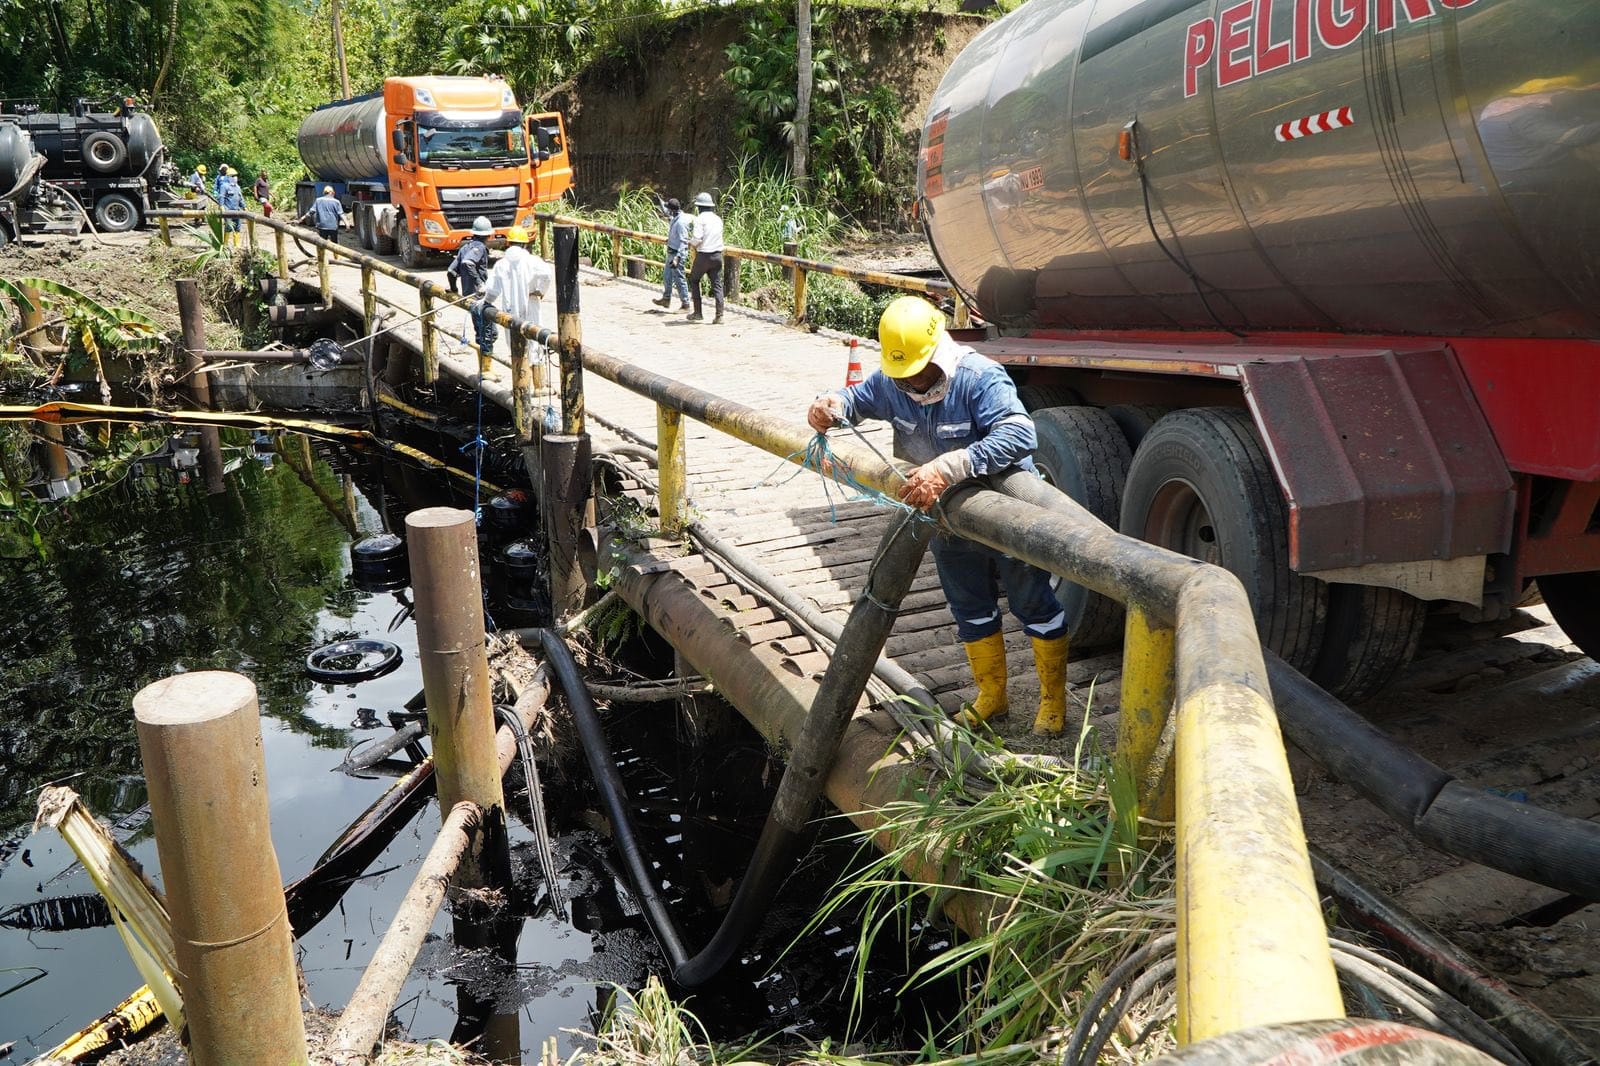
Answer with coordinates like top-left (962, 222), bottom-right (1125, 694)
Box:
top-left (474, 221), bottom-right (554, 357)
top-left (806, 295), bottom-right (1072, 735)
top-left (186, 162), bottom-right (207, 198)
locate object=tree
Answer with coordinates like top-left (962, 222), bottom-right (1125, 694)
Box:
top-left (794, 0), bottom-right (811, 191)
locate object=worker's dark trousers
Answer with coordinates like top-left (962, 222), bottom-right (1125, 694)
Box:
top-left (688, 250), bottom-right (724, 319)
top-left (317, 228), bottom-right (338, 243)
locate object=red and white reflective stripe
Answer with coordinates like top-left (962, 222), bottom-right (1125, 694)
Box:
top-left (1274, 106), bottom-right (1355, 142)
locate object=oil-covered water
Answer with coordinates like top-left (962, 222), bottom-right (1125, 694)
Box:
top-left (0, 422), bottom-right (950, 1060)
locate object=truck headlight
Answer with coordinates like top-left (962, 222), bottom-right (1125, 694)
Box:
top-left (422, 218), bottom-right (444, 234)
top-left (517, 211), bottom-right (536, 227)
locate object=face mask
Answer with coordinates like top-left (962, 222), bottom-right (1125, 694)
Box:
top-left (895, 371), bottom-right (949, 406)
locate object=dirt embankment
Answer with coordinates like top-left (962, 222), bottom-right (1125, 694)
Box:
top-left (552, 9), bottom-right (987, 207)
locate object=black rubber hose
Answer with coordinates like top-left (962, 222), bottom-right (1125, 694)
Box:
top-left (538, 510), bottom-right (934, 986)
top-left (538, 626), bottom-right (694, 968)
top-left (1312, 849), bottom-right (1596, 1066)
top-left (1267, 652), bottom-right (1600, 899)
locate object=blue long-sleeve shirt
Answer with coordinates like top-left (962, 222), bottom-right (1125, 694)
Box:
top-left (831, 343), bottom-right (1037, 475)
top-left (307, 195), bottom-right (344, 231)
top-left (665, 212), bottom-right (690, 253)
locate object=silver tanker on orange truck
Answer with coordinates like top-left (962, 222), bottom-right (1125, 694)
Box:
top-left (918, 0), bottom-right (1600, 698)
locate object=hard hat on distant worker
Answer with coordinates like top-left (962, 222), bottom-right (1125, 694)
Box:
top-left (505, 225), bottom-right (530, 245)
top-left (877, 296), bottom-right (945, 379)
top-left (693, 191), bottom-right (714, 209)
top-left (471, 216), bottom-right (493, 237)
top-left (195, 163), bottom-right (207, 173)
top-left (322, 185), bottom-right (334, 195)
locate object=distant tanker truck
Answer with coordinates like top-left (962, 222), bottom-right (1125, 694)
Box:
top-left (919, 0), bottom-right (1600, 698)
top-left (296, 75), bottom-right (573, 267)
top-left (0, 97), bottom-right (176, 233)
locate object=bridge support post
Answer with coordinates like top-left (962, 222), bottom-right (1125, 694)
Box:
top-left (275, 228), bottom-right (288, 281)
top-left (657, 404), bottom-right (687, 537)
top-left (418, 290), bottom-right (438, 385)
top-left (510, 330), bottom-right (532, 441)
top-left (782, 241), bottom-right (797, 281)
top-left (405, 507), bottom-right (508, 889)
top-left (1119, 603), bottom-right (1177, 827)
top-left (133, 672), bottom-right (309, 1066)
top-left (610, 232), bottom-right (623, 278)
top-left (547, 225), bottom-right (592, 619)
top-left (318, 244), bottom-right (331, 308)
top-left (176, 279), bottom-right (226, 495)
top-left (722, 254), bottom-right (740, 301)
top-left (246, 217), bottom-right (257, 255)
top-left (792, 267), bottom-right (808, 326)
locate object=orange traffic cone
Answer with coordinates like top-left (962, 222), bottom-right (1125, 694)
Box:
top-left (844, 338), bottom-right (865, 387)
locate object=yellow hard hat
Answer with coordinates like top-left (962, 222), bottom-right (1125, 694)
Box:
top-left (506, 225), bottom-right (530, 244)
top-left (878, 296), bottom-right (945, 378)
top-left (196, 163), bottom-right (207, 173)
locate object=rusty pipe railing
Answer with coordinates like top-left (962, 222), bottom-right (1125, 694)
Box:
top-left (572, 343), bottom-right (1343, 1043)
top-left (530, 210), bottom-right (968, 327)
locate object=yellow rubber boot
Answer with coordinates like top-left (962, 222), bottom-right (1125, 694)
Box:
top-left (957, 632), bottom-right (1009, 727)
top-left (1030, 634), bottom-right (1070, 735)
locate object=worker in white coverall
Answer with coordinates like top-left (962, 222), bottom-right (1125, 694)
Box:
top-left (472, 225), bottom-right (554, 356)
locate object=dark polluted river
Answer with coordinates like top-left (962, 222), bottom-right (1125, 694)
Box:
top-left (0, 421), bottom-right (948, 1061)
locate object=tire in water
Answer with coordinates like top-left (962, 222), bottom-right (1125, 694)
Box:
top-left (94, 193), bottom-right (140, 233)
top-left (1028, 405), bottom-right (1132, 648)
top-left (1309, 583), bottom-right (1426, 702)
top-left (1120, 406), bottom-right (1327, 672)
top-left (1538, 571), bottom-right (1600, 660)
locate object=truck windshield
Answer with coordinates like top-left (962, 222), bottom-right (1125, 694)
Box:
top-left (417, 124), bottom-right (526, 166)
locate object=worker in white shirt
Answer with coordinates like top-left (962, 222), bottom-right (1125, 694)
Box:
top-left (472, 225), bottom-right (555, 355)
top-left (685, 191), bottom-right (725, 325)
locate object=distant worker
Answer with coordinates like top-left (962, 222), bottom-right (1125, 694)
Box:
top-left (447, 216), bottom-right (494, 347)
top-left (473, 225), bottom-right (554, 356)
top-left (806, 296), bottom-right (1070, 735)
top-left (219, 173), bottom-right (245, 247)
top-left (212, 164), bottom-right (232, 204)
top-left (186, 163), bottom-right (207, 199)
top-left (652, 197), bottom-right (690, 312)
top-left (298, 185), bottom-right (345, 244)
top-left (254, 169), bottom-right (273, 217)
top-left (684, 191), bottom-right (724, 325)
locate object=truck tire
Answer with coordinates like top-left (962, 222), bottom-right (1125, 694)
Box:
top-left (373, 216), bottom-right (396, 257)
top-left (82, 131), bottom-right (127, 174)
top-left (1120, 407), bottom-right (1327, 673)
top-left (1538, 571), bottom-right (1600, 660)
top-left (398, 219), bottom-right (425, 268)
top-left (1309, 583), bottom-right (1426, 702)
top-left (1016, 383), bottom-right (1082, 413)
top-left (93, 193), bottom-right (140, 233)
top-left (354, 204), bottom-right (371, 249)
top-left (1030, 406), bottom-right (1132, 647)
top-left (1105, 404), bottom-right (1170, 450)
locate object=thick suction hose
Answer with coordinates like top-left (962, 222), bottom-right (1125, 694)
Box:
top-left (538, 510), bottom-right (933, 986)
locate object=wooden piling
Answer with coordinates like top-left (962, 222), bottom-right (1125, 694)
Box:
top-left (132, 672), bottom-right (308, 1066)
top-left (175, 279), bottom-right (226, 494)
top-left (510, 329), bottom-right (531, 441)
top-left (275, 228), bottom-right (289, 280)
top-left (406, 507), bottom-right (506, 886)
top-left (656, 404), bottom-right (686, 537)
top-left (542, 434), bottom-right (592, 620)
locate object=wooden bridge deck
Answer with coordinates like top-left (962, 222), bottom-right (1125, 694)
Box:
top-left (291, 241), bottom-right (1600, 1041)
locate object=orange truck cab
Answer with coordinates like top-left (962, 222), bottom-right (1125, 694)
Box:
top-left (295, 75), bottom-right (572, 267)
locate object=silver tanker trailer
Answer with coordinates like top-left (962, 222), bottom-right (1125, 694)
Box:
top-left (919, 0), bottom-right (1600, 697)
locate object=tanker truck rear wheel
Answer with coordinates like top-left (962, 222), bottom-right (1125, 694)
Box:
top-left (354, 205), bottom-right (373, 250)
top-left (1309, 583), bottom-right (1426, 702)
top-left (93, 193), bottom-right (140, 233)
top-left (1120, 407), bottom-right (1327, 673)
top-left (1537, 571), bottom-right (1600, 660)
top-left (1030, 405), bottom-right (1131, 648)
top-left (82, 131), bottom-right (127, 174)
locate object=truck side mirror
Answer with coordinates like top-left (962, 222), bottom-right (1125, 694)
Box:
top-left (391, 129), bottom-right (405, 152)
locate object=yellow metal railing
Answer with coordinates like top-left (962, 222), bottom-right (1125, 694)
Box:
top-left (530, 211), bottom-right (971, 328)
top-left (149, 208), bottom-right (1342, 1043)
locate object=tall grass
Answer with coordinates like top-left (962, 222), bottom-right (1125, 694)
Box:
top-left (801, 718), bottom-right (1177, 1057)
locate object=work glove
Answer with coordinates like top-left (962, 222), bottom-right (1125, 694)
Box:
top-left (807, 393), bottom-right (847, 434)
top-left (899, 450), bottom-right (973, 512)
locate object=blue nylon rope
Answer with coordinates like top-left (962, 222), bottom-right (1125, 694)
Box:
top-left (756, 431), bottom-right (932, 525)
top-left (460, 362), bottom-right (489, 526)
